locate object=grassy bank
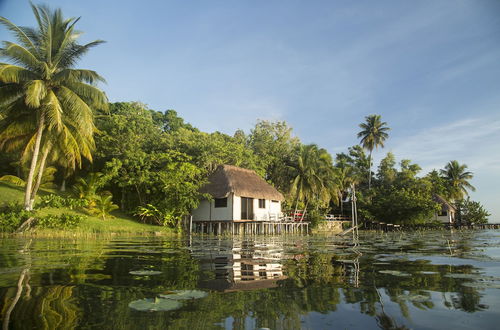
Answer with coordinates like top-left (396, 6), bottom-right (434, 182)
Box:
top-left (0, 182), bottom-right (173, 237)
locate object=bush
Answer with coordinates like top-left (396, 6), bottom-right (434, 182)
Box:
top-left (38, 194), bottom-right (88, 210)
top-left (457, 198), bottom-right (490, 225)
top-left (37, 213), bottom-right (86, 229)
top-left (0, 203), bottom-right (33, 232)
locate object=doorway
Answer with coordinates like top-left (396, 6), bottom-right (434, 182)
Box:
top-left (241, 197), bottom-right (254, 220)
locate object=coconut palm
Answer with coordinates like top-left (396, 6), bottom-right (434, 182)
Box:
top-left (0, 3), bottom-right (107, 210)
top-left (290, 144), bottom-right (336, 220)
top-left (440, 160), bottom-right (475, 201)
top-left (357, 115), bottom-right (390, 189)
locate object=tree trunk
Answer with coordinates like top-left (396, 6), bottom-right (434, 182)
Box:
top-left (121, 187), bottom-right (126, 211)
top-left (368, 150), bottom-right (372, 189)
top-left (339, 192), bottom-right (344, 215)
top-left (293, 198), bottom-right (300, 221)
top-left (24, 114), bottom-right (45, 211)
top-left (60, 168), bottom-right (67, 192)
top-left (29, 146), bottom-right (50, 210)
top-left (300, 200), bottom-right (309, 222)
top-left (134, 184), bottom-right (143, 205)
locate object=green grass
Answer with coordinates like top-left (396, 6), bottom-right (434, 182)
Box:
top-left (0, 182), bottom-right (174, 236)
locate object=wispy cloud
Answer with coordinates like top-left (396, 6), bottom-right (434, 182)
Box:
top-left (390, 114), bottom-right (500, 173)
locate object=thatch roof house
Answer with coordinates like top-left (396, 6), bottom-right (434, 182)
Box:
top-left (192, 165), bottom-right (284, 222)
top-left (432, 194), bottom-right (457, 223)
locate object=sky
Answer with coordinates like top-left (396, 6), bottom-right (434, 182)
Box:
top-left (1, 0), bottom-right (499, 222)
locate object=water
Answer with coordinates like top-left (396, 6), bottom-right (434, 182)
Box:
top-left (1, 230), bottom-right (499, 329)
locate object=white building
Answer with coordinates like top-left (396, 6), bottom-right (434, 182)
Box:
top-left (191, 165), bottom-right (284, 222)
top-left (432, 194), bottom-right (457, 224)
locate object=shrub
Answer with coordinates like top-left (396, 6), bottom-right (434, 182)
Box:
top-left (37, 213), bottom-right (85, 229)
top-left (38, 194), bottom-right (88, 210)
top-left (0, 203), bottom-right (33, 232)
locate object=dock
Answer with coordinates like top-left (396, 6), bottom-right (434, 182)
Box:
top-left (191, 220), bottom-right (309, 235)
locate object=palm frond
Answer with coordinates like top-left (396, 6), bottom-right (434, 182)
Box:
top-left (0, 41), bottom-right (41, 70)
top-left (0, 64), bottom-right (38, 83)
top-left (0, 16), bottom-right (36, 50)
top-left (25, 79), bottom-right (46, 107)
top-left (53, 68), bottom-right (106, 85)
top-left (0, 174), bottom-right (26, 186)
top-left (43, 90), bottom-right (63, 131)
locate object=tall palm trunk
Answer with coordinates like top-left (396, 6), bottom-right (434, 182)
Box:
top-left (300, 200), bottom-right (309, 222)
top-left (368, 150), bottom-right (372, 189)
top-left (24, 114), bottom-right (45, 210)
top-left (339, 191), bottom-right (344, 215)
top-left (29, 146), bottom-right (50, 209)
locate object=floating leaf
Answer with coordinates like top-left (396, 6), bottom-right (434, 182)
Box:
top-left (159, 290), bottom-right (208, 300)
top-left (378, 270), bottom-right (411, 277)
top-left (398, 294), bottom-right (431, 303)
top-left (461, 282), bottom-right (500, 289)
top-left (128, 297), bottom-right (181, 311)
top-left (129, 270), bottom-right (162, 276)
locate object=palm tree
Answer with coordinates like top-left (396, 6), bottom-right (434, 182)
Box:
top-left (289, 144), bottom-right (336, 220)
top-left (92, 194), bottom-right (118, 220)
top-left (357, 115), bottom-right (390, 189)
top-left (0, 3), bottom-right (107, 210)
top-left (440, 160), bottom-right (475, 201)
top-left (332, 166), bottom-right (354, 215)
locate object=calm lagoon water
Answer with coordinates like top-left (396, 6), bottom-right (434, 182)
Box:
top-left (1, 230), bottom-right (500, 329)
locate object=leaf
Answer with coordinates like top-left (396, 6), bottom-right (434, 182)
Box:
top-left (128, 298), bottom-right (181, 312)
top-left (0, 175), bottom-right (25, 186)
top-left (159, 290), bottom-right (208, 300)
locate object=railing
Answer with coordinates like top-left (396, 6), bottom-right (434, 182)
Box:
top-left (324, 214), bottom-right (351, 221)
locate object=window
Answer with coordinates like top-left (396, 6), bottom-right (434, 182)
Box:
top-left (258, 199), bottom-right (266, 208)
top-left (271, 200), bottom-right (279, 203)
top-left (214, 198), bottom-right (227, 208)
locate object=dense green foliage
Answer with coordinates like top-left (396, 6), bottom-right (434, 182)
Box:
top-left (0, 202), bottom-right (32, 232)
top-left (457, 198), bottom-right (490, 225)
top-left (38, 194), bottom-right (88, 209)
top-left (37, 213), bottom-right (85, 229)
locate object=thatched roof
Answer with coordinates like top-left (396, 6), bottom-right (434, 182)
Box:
top-left (200, 165), bottom-right (284, 201)
top-left (433, 194), bottom-right (457, 212)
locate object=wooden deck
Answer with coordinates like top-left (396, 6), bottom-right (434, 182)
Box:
top-left (191, 220), bottom-right (309, 235)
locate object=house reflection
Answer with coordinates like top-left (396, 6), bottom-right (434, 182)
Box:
top-left (192, 239), bottom-right (287, 292)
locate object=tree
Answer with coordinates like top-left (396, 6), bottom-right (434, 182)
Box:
top-left (0, 3), bottom-right (107, 210)
top-left (248, 120), bottom-right (300, 192)
top-left (289, 144), bottom-right (336, 220)
top-left (457, 198), bottom-right (490, 225)
top-left (440, 160), bottom-right (475, 201)
top-left (357, 115), bottom-right (390, 189)
top-left (91, 194), bottom-right (119, 220)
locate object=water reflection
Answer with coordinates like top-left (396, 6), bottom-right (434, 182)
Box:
top-left (0, 231), bottom-right (499, 329)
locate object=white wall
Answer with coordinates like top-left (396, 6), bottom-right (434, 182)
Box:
top-left (193, 194), bottom-right (282, 221)
top-left (433, 211), bottom-right (454, 223)
top-left (233, 194), bottom-right (241, 220)
top-left (192, 194), bottom-right (234, 221)
top-left (192, 200), bottom-right (210, 221)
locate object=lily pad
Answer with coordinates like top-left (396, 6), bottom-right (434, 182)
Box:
top-left (378, 270), bottom-right (411, 277)
top-left (159, 290), bottom-right (208, 300)
top-left (398, 294), bottom-right (431, 303)
top-left (129, 270), bottom-right (162, 276)
top-left (128, 297), bottom-right (181, 311)
top-left (461, 282), bottom-right (500, 289)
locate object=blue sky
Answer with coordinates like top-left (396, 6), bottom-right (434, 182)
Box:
top-left (1, 0), bottom-right (499, 222)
